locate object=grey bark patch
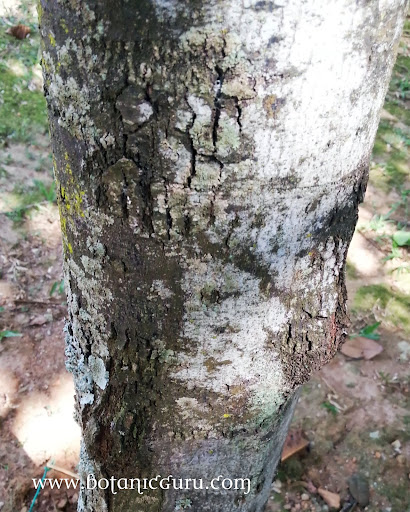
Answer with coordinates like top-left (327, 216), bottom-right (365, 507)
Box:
top-left (116, 85), bottom-right (154, 131)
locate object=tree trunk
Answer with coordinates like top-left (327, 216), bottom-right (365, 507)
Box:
top-left (39, 0), bottom-right (407, 510)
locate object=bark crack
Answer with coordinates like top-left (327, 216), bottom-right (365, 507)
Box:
top-left (212, 65), bottom-right (224, 152)
top-left (163, 177), bottom-right (172, 241)
top-left (234, 96), bottom-right (242, 134)
top-left (185, 90), bottom-right (197, 190)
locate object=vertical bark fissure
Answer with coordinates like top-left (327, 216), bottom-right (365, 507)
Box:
top-left (185, 89), bottom-right (197, 190)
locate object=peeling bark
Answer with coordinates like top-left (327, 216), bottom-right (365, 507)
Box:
top-left (39, 0), bottom-right (408, 511)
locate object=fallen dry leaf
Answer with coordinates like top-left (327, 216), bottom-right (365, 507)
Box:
top-left (281, 428), bottom-right (309, 462)
top-left (348, 473), bottom-right (369, 507)
top-left (318, 488), bottom-right (340, 509)
top-left (341, 336), bottom-right (383, 360)
top-left (7, 24), bottom-right (31, 40)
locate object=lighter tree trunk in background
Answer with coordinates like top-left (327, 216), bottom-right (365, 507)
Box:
top-left (39, 1), bottom-right (407, 511)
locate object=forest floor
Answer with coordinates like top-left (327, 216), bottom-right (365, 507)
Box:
top-left (0, 2), bottom-right (409, 512)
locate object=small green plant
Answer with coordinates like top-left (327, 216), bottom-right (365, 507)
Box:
top-left (391, 264), bottom-right (410, 275)
top-left (378, 371), bottom-right (392, 385)
top-left (396, 77), bottom-right (410, 99)
top-left (393, 127), bottom-right (410, 147)
top-left (321, 401), bottom-right (338, 416)
top-left (383, 240), bottom-right (402, 262)
top-left (0, 330), bottom-right (22, 341)
top-left (368, 214), bottom-right (391, 232)
top-left (33, 179), bottom-right (56, 202)
top-left (4, 206), bottom-right (28, 223)
top-left (392, 231), bottom-right (410, 247)
top-left (5, 179), bottom-right (56, 223)
top-left (355, 321), bottom-right (381, 341)
top-left (50, 279), bottom-right (65, 297)
top-left (4, 154), bottom-right (13, 165)
top-left (350, 321), bottom-right (381, 340)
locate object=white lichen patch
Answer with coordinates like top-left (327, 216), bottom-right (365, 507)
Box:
top-left (178, 25), bottom-right (244, 72)
top-left (151, 280), bottom-right (174, 300)
top-left (56, 43), bottom-right (72, 66)
top-left (64, 209), bottom-right (115, 407)
top-left (187, 95), bottom-right (214, 155)
top-left (158, 135), bottom-right (192, 184)
top-left (88, 355), bottom-right (109, 390)
top-left (171, 260), bottom-right (289, 415)
top-left (135, 101), bottom-right (154, 124)
top-left (170, 0), bottom-right (405, 193)
top-left (41, 32), bottom-right (124, 156)
top-left (191, 159), bottom-right (221, 192)
top-left (46, 67), bottom-right (96, 146)
top-left (77, 442), bottom-right (108, 512)
top-left (175, 109), bottom-right (194, 131)
top-left (222, 73), bottom-right (256, 100)
top-left (175, 397), bottom-right (207, 419)
top-left (99, 132), bottom-right (116, 148)
top-left (64, 323), bottom-right (94, 407)
top-left (66, 257), bottom-right (112, 359)
top-left (215, 112), bottom-right (241, 158)
top-left (187, 95), bottom-right (212, 119)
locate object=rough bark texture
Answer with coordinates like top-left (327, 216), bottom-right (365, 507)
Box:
top-left (38, 1), bottom-right (408, 511)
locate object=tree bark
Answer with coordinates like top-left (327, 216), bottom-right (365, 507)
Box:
top-left (39, 0), bottom-right (407, 510)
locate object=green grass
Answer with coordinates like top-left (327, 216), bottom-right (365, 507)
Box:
top-left (384, 100), bottom-right (410, 125)
top-left (372, 119), bottom-right (410, 192)
top-left (14, 179), bottom-right (55, 204)
top-left (0, 6), bottom-right (48, 145)
top-left (353, 284), bottom-right (410, 334)
top-left (321, 401), bottom-right (338, 416)
top-left (403, 18), bottom-right (410, 37)
top-left (372, 137), bottom-right (387, 156)
top-left (5, 179), bottom-right (56, 222)
top-left (383, 52), bottom-right (410, 128)
top-left (376, 47), bottom-right (410, 161)
top-left (389, 56), bottom-right (410, 102)
top-left (0, 63), bottom-right (47, 144)
top-left (380, 481), bottom-right (410, 512)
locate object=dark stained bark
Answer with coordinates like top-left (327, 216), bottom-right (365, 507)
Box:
top-left (38, 0), bottom-right (408, 510)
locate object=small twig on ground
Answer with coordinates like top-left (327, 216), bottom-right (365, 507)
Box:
top-left (358, 230), bottom-right (387, 253)
top-left (46, 461), bottom-right (79, 479)
top-left (14, 299), bottom-right (66, 307)
top-left (321, 377), bottom-right (339, 396)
